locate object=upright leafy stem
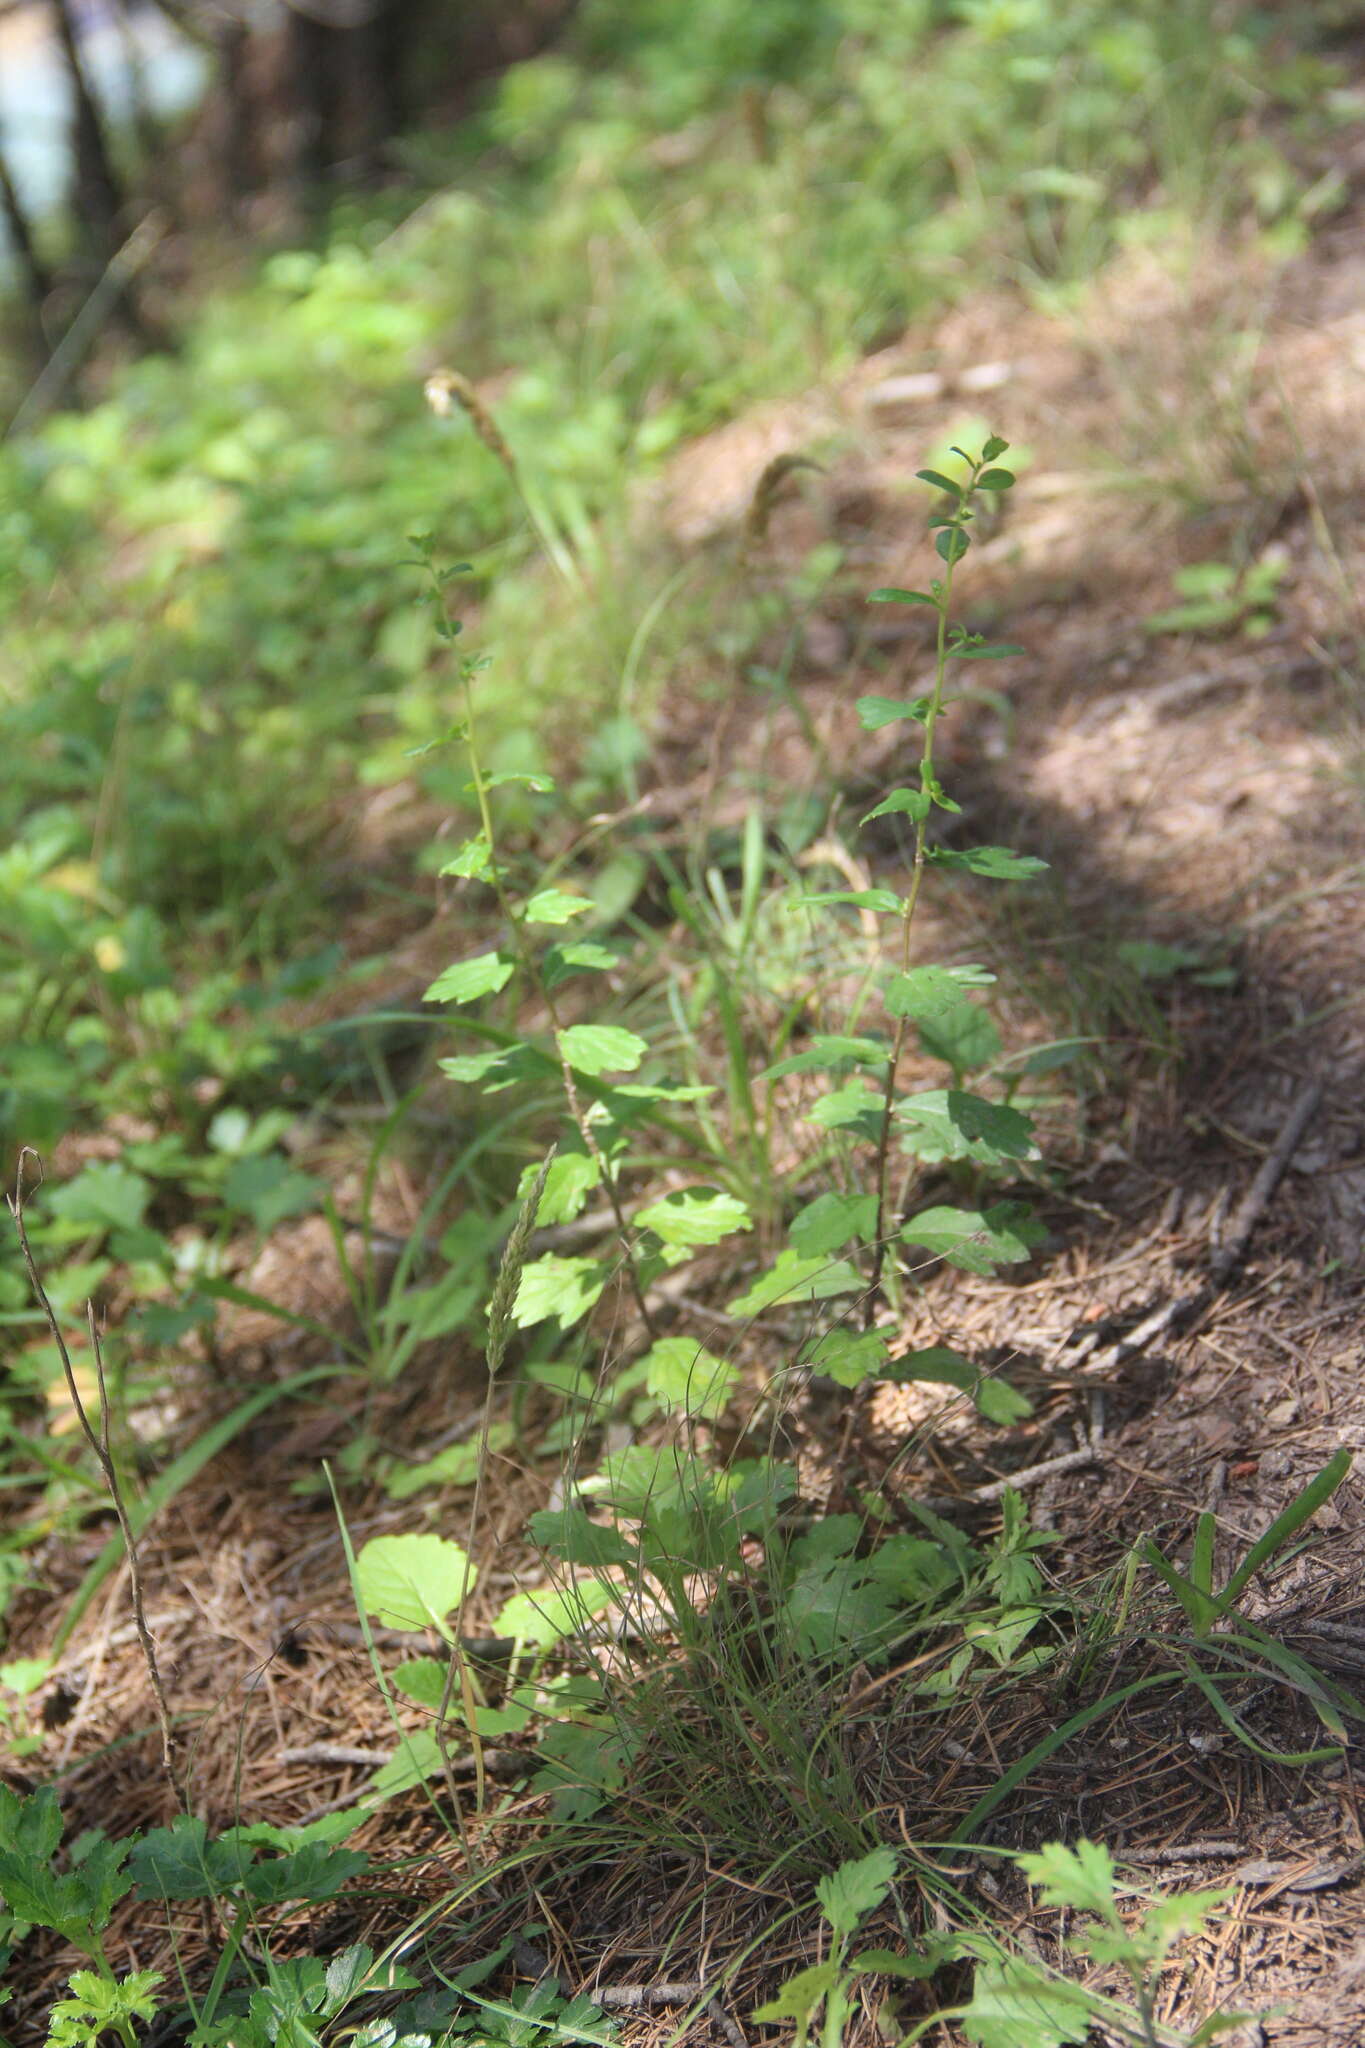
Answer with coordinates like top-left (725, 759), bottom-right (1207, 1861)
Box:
top-left (461, 675), bottom-right (659, 1342)
top-left (861, 437), bottom-right (1035, 1314)
top-left (409, 541), bottom-right (661, 1344)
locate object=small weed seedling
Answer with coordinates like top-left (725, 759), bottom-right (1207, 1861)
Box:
top-left (752, 1847), bottom-right (934, 2048)
top-left (750, 1840), bottom-right (1253, 2048)
top-left (963, 1839), bottom-right (1255, 2048)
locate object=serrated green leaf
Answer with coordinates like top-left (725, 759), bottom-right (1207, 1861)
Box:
top-left (542, 941), bottom-right (619, 991)
top-left (888, 1346), bottom-right (977, 1390)
top-left (438, 835), bottom-right (493, 880)
top-left (817, 1847), bottom-right (899, 1938)
top-left (1014, 1840), bottom-right (1118, 1918)
top-left (789, 1190), bottom-right (878, 1256)
top-left (797, 888), bottom-right (905, 914)
top-left (355, 1533), bottom-right (475, 1635)
top-left (861, 785), bottom-right (931, 827)
top-left (556, 1024), bottom-right (647, 1075)
top-left (975, 1377), bottom-right (1035, 1425)
top-left (222, 1153), bottom-right (324, 1231)
top-left (961, 1955), bottom-right (1092, 2048)
top-left (47, 1163), bottom-right (150, 1235)
top-left (528, 1507), bottom-right (638, 1570)
top-left (856, 695), bottom-right (933, 730)
top-left (640, 1337), bottom-right (738, 1418)
top-left (129, 1817), bottom-right (250, 1902)
top-left (884, 964), bottom-right (995, 1021)
top-left (805, 1328), bottom-right (890, 1386)
top-left (242, 1841), bottom-right (368, 1906)
top-left (0, 1851), bottom-right (120, 1947)
top-left (784, 1556), bottom-right (900, 1660)
top-left (512, 1254), bottom-right (606, 1330)
top-left (928, 845), bottom-right (1048, 880)
top-left (530, 1722), bottom-right (633, 1824)
top-left (752, 1962), bottom-right (840, 2026)
top-left (423, 953), bottom-right (515, 1004)
top-left (522, 889), bottom-right (592, 926)
top-left (805, 1082), bottom-right (883, 1138)
top-left (727, 1250), bottom-right (861, 1316)
top-left (493, 1580), bottom-right (617, 1651)
top-left (367, 1729), bottom-right (445, 1799)
top-left (899, 1089), bottom-right (1035, 1166)
top-left (47, 1967), bottom-right (164, 2045)
top-left (762, 1035), bottom-right (890, 1080)
top-left (438, 1041), bottom-right (553, 1092)
top-left (518, 1148), bottom-right (600, 1224)
top-left (849, 1947), bottom-right (945, 1980)
top-left (0, 1783), bottom-right (62, 1862)
top-left (901, 1202), bottom-right (1043, 1274)
top-left (390, 1656), bottom-right (448, 1710)
top-left (634, 1187), bottom-right (751, 1248)
top-left (581, 1443), bottom-right (710, 1520)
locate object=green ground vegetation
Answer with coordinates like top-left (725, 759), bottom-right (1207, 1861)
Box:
top-left (0, 2), bottom-right (1359, 2043)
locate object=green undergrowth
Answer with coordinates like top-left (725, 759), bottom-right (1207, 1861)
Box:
top-left (0, 2), bottom-right (1359, 2041)
top-left (0, 0), bottom-right (1342, 1349)
top-left (2, 432), bottom-right (1359, 2047)
top-left (0, 3), bottom-right (1336, 934)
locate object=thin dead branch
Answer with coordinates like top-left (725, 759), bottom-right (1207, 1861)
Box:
top-left (8, 1150), bottom-right (180, 1799)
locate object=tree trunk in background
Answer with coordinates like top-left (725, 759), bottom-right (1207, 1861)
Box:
top-left (286, 3), bottom-right (346, 212)
top-left (114, 0), bottom-right (166, 175)
top-left (0, 141), bottom-right (54, 358)
top-left (49, 0), bottom-right (125, 263)
top-left (363, 0), bottom-right (411, 165)
top-left (218, 15), bottom-right (257, 215)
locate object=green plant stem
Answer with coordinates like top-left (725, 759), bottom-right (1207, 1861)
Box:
top-left (463, 676), bottom-right (660, 1341)
top-left (864, 500), bottom-right (970, 1321)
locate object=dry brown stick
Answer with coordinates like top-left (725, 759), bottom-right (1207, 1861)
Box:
top-left (8, 1151), bottom-right (178, 1794)
top-left (708, 1995), bottom-right (750, 2048)
top-left (969, 1444), bottom-right (1100, 1504)
top-left (591, 1982), bottom-right (706, 2010)
top-left (1209, 1077), bottom-right (1323, 1286)
top-left (1078, 1077), bottom-right (1323, 1380)
top-left (279, 1744), bottom-right (393, 1768)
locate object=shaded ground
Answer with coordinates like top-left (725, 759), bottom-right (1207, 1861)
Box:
top-left (6, 148), bottom-right (1365, 2048)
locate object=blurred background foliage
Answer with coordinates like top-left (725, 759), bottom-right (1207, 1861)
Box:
top-left (0, 0), bottom-right (1348, 1317)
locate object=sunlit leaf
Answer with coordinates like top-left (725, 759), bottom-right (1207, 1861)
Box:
top-left (512, 1254), bottom-right (606, 1329)
top-left (423, 953), bottom-right (515, 1004)
top-left (522, 889), bottom-right (592, 926)
top-left (556, 1024), bottom-right (647, 1075)
top-left (355, 1533), bottom-right (475, 1635)
top-left (634, 1187), bottom-right (750, 1248)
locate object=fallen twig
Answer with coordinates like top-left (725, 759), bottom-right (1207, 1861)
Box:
top-left (1209, 1077), bottom-right (1323, 1286)
top-left (1076, 1076), bottom-right (1323, 1379)
top-left (708, 1995), bottom-right (750, 2048)
top-left (592, 1982), bottom-right (706, 2010)
top-left (969, 1444), bottom-right (1100, 1504)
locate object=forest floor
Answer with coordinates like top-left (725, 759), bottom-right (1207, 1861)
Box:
top-left (7, 72), bottom-right (1365, 2048)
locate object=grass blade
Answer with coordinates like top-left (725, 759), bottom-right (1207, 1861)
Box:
top-left (1218, 1449), bottom-right (1352, 1607)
